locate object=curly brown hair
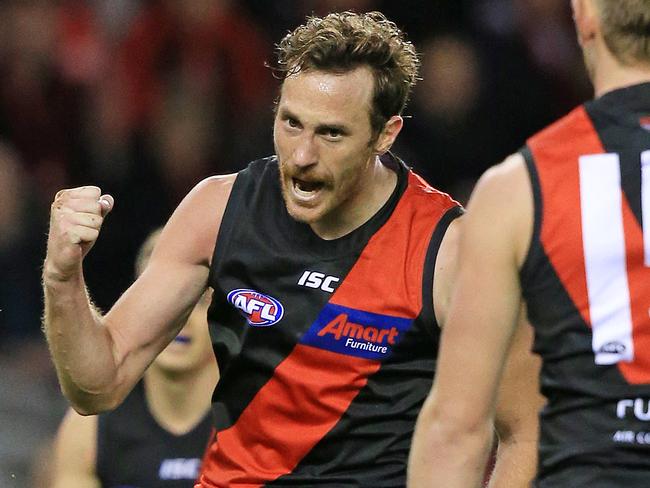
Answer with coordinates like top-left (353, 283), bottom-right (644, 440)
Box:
top-left (273, 11), bottom-right (420, 138)
top-left (596, 0), bottom-right (650, 65)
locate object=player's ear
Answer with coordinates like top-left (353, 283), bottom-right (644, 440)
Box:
top-left (572, 0), bottom-right (599, 47)
top-left (374, 115), bottom-right (403, 155)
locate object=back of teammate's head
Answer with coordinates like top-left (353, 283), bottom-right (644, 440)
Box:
top-left (595, 0), bottom-right (650, 66)
top-left (273, 11), bottom-right (420, 139)
top-left (135, 228), bottom-right (162, 278)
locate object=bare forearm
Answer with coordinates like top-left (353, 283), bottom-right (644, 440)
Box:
top-left (488, 317), bottom-right (541, 487)
top-left (43, 271), bottom-right (119, 413)
top-left (43, 186), bottom-right (120, 412)
top-left (487, 438), bottom-right (537, 488)
top-left (408, 402), bottom-right (494, 488)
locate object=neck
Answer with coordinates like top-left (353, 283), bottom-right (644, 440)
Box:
top-left (143, 359), bottom-right (218, 435)
top-left (311, 155), bottom-right (397, 240)
top-left (591, 40), bottom-right (650, 97)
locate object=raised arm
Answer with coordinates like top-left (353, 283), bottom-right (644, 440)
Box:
top-left (43, 175), bottom-right (235, 414)
top-left (408, 154), bottom-right (534, 487)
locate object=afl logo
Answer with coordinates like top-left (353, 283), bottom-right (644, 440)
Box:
top-left (227, 289), bottom-right (285, 327)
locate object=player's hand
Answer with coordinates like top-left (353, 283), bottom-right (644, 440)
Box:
top-left (44, 186), bottom-right (114, 282)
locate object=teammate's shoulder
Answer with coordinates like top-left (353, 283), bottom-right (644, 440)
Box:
top-left (527, 104), bottom-right (590, 148)
top-left (466, 153), bottom-right (533, 261)
top-left (468, 154), bottom-right (530, 216)
top-left (476, 153), bottom-right (528, 194)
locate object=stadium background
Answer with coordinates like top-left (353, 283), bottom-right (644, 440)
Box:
top-left (0, 0), bottom-right (589, 485)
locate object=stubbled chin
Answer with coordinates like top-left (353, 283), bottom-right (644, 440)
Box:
top-left (281, 184), bottom-right (319, 223)
top-left (285, 200), bottom-right (321, 224)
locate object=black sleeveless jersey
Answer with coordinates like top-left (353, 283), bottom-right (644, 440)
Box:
top-left (96, 381), bottom-right (213, 488)
top-left (199, 154), bottom-right (461, 487)
top-left (521, 82), bottom-right (650, 487)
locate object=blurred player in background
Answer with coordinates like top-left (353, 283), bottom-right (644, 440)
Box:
top-left (409, 0), bottom-right (650, 486)
top-left (51, 229), bottom-right (218, 487)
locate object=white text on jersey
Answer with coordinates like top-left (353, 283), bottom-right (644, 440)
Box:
top-left (298, 271), bottom-right (340, 293)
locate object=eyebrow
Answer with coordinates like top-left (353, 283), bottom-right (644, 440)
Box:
top-left (316, 123), bottom-right (348, 135)
top-left (278, 107), bottom-right (350, 135)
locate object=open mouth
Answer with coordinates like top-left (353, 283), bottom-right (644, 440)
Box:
top-left (292, 178), bottom-right (324, 198)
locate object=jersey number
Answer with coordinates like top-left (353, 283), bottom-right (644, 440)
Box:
top-left (579, 151), bottom-right (650, 365)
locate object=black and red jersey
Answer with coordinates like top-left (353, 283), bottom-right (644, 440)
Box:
top-left (521, 82), bottom-right (650, 486)
top-left (97, 381), bottom-right (213, 487)
top-left (200, 154), bottom-right (461, 487)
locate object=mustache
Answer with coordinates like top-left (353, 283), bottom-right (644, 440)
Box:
top-left (280, 163), bottom-right (328, 183)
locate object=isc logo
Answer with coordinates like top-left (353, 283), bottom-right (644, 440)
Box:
top-left (227, 289), bottom-right (284, 327)
top-left (298, 270), bottom-right (340, 293)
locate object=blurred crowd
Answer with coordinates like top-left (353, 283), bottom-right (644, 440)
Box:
top-left (0, 0), bottom-right (591, 485)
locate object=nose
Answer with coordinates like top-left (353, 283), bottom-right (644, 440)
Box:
top-left (292, 134), bottom-right (318, 168)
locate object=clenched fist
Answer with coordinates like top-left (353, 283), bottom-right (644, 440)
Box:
top-left (44, 186), bottom-right (114, 282)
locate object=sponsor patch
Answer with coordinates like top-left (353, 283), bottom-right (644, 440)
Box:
top-left (227, 289), bottom-right (285, 327)
top-left (158, 458), bottom-right (201, 480)
top-left (300, 303), bottom-right (412, 360)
